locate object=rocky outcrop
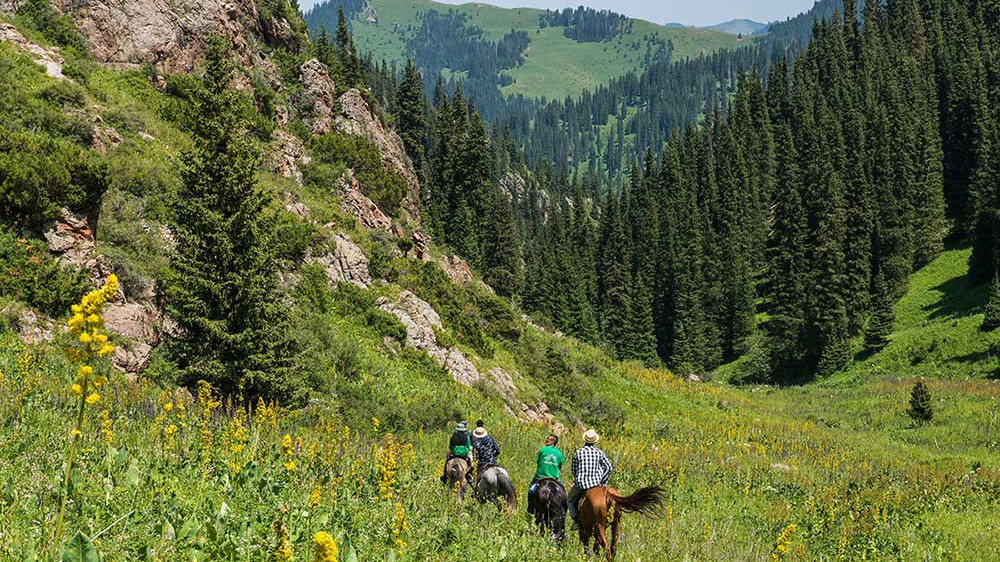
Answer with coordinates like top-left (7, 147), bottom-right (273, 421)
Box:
top-left (43, 208), bottom-right (97, 271)
top-left (52, 0), bottom-right (292, 77)
top-left (2, 304), bottom-right (56, 344)
top-left (271, 130), bottom-right (308, 185)
top-left (299, 59), bottom-right (337, 135)
top-left (487, 367), bottom-right (561, 428)
top-left (338, 169), bottom-right (394, 233)
top-left (377, 291), bottom-right (560, 428)
top-left (103, 301), bottom-right (160, 374)
top-left (377, 291), bottom-right (480, 386)
top-left (0, 22), bottom-right (66, 80)
top-left (305, 233), bottom-right (372, 288)
top-left (336, 88), bottom-right (420, 220)
top-left (440, 255), bottom-right (474, 286)
top-left (91, 117), bottom-right (122, 155)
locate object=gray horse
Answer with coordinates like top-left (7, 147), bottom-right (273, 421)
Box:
top-left (476, 466), bottom-right (517, 510)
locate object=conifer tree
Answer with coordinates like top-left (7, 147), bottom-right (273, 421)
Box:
top-left (166, 36), bottom-right (302, 404)
top-left (907, 380), bottom-right (933, 424)
top-left (481, 189), bottom-right (522, 298)
top-left (864, 272), bottom-right (895, 352)
top-left (983, 272), bottom-right (1000, 332)
top-left (598, 190), bottom-right (632, 356)
top-left (397, 59), bottom-right (426, 174)
top-left (336, 6), bottom-right (361, 87)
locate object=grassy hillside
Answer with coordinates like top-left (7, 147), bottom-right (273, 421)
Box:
top-left (308, 0), bottom-right (743, 101)
top-left (2, 9), bottom-right (999, 562)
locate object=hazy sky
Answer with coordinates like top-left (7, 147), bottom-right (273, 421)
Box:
top-left (299, 0), bottom-right (820, 27)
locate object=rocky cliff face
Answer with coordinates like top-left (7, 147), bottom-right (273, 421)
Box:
top-left (49, 0), bottom-right (297, 74)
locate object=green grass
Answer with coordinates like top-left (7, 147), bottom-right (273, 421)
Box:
top-left (341, 0), bottom-right (742, 101)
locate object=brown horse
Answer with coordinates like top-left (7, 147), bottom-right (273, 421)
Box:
top-left (577, 485), bottom-right (664, 560)
top-left (444, 457), bottom-right (470, 500)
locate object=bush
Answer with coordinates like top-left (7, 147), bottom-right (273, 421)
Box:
top-left (0, 227), bottom-right (88, 316)
top-left (308, 132), bottom-right (407, 214)
top-left (907, 380), bottom-right (933, 424)
top-left (16, 0), bottom-right (86, 52)
top-left (0, 129), bottom-right (110, 227)
top-left (273, 211), bottom-right (321, 261)
top-left (37, 81), bottom-right (87, 108)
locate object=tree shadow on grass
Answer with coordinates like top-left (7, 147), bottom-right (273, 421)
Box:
top-left (922, 275), bottom-right (987, 322)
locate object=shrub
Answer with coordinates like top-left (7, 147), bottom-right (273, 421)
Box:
top-left (38, 81), bottom-right (87, 108)
top-left (16, 0), bottom-right (86, 52)
top-left (0, 129), bottom-right (110, 227)
top-left (907, 380), bottom-right (933, 424)
top-left (308, 132), bottom-right (407, 214)
top-left (0, 227), bottom-right (88, 316)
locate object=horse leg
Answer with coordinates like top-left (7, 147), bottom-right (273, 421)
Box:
top-left (579, 525), bottom-right (591, 556)
top-left (610, 515), bottom-right (621, 560)
top-left (593, 523), bottom-right (609, 560)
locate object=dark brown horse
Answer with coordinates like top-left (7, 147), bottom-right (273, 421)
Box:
top-left (530, 478), bottom-right (567, 541)
top-left (577, 485), bottom-right (664, 560)
top-left (444, 457), bottom-right (470, 500)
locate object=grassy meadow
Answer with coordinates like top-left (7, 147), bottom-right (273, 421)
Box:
top-left (336, 0), bottom-right (742, 101)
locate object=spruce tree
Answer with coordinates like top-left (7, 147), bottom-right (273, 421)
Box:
top-left (907, 380), bottom-right (933, 424)
top-left (481, 189), bottom-right (522, 298)
top-left (397, 59), bottom-right (426, 174)
top-left (166, 36), bottom-right (302, 404)
top-left (336, 6), bottom-right (360, 87)
top-left (983, 272), bottom-right (1000, 331)
top-left (864, 272), bottom-right (895, 352)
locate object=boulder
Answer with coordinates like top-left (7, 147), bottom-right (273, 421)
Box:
top-left (305, 233), bottom-right (372, 288)
top-left (336, 88), bottom-right (420, 220)
top-left (299, 58), bottom-right (337, 135)
top-left (2, 304), bottom-right (56, 344)
top-left (103, 300), bottom-right (161, 375)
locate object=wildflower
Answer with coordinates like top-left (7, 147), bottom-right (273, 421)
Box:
top-left (391, 502), bottom-right (408, 555)
top-left (85, 393), bottom-right (100, 405)
top-left (98, 410), bottom-right (113, 444)
top-left (372, 417), bottom-right (380, 433)
top-left (273, 508), bottom-right (293, 561)
top-left (313, 531), bottom-right (337, 562)
top-left (281, 434), bottom-right (296, 473)
top-left (772, 523), bottom-right (797, 561)
top-left (376, 435), bottom-right (399, 500)
top-left (308, 485), bottom-right (321, 510)
top-left (164, 402), bottom-right (174, 412)
top-left (164, 424), bottom-right (178, 452)
top-left (71, 384), bottom-right (83, 396)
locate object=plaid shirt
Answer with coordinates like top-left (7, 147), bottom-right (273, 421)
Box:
top-left (571, 444), bottom-right (612, 490)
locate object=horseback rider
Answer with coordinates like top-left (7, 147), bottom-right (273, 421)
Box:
top-left (567, 429), bottom-right (612, 526)
top-left (440, 420), bottom-right (474, 485)
top-left (527, 434), bottom-right (565, 514)
top-left (471, 424), bottom-right (500, 475)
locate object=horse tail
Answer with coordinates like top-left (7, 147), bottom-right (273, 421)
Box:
top-left (609, 486), bottom-right (664, 516)
top-left (497, 470), bottom-right (518, 508)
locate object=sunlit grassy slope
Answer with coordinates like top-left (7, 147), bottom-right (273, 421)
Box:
top-left (335, 0), bottom-right (743, 101)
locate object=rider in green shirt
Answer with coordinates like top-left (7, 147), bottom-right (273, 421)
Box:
top-left (527, 434), bottom-right (564, 513)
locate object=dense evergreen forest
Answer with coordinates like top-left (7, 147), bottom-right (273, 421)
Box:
top-left (538, 6), bottom-right (632, 42)
top-left (368, 0), bottom-right (999, 381)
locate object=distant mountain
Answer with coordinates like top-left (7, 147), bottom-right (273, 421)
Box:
top-left (663, 22), bottom-right (686, 28)
top-left (704, 19), bottom-right (767, 35)
top-left (305, 0), bottom-right (742, 104)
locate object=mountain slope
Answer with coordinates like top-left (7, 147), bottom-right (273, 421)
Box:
top-left (305, 0), bottom-right (743, 101)
top-left (705, 18), bottom-right (767, 35)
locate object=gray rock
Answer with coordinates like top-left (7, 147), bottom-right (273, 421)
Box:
top-left (305, 233), bottom-right (371, 288)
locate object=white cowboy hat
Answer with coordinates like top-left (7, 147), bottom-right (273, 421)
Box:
top-left (583, 429), bottom-right (600, 444)
top-left (473, 426), bottom-right (488, 438)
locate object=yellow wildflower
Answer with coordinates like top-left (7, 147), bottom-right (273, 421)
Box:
top-left (79, 365), bottom-right (94, 376)
top-left (85, 393), bottom-right (100, 405)
top-left (308, 485), bottom-right (321, 510)
top-left (164, 402), bottom-right (174, 412)
top-left (312, 532), bottom-right (337, 562)
top-left (71, 384), bottom-right (83, 396)
top-left (391, 502), bottom-right (408, 555)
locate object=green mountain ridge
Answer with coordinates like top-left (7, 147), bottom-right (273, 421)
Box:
top-left (306, 0), bottom-right (743, 101)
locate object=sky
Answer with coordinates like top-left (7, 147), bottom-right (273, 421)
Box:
top-left (298, 0), bottom-right (820, 28)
